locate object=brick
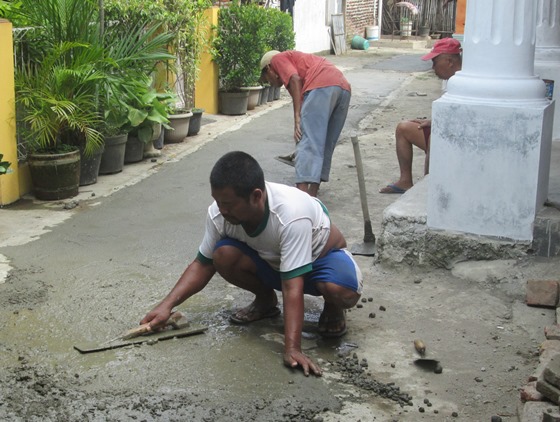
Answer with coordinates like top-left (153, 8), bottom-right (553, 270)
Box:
top-left (543, 411), bottom-right (560, 422)
top-left (539, 341), bottom-right (560, 359)
top-left (520, 381), bottom-right (544, 402)
top-left (546, 355), bottom-right (560, 389)
top-left (518, 401), bottom-right (559, 422)
top-left (526, 280), bottom-right (559, 307)
top-left (537, 378), bottom-right (560, 404)
top-left (547, 326), bottom-right (560, 340)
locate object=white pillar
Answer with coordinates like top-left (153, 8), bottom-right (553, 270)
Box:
top-left (535, 0), bottom-right (560, 140)
top-left (427, 0), bottom-right (555, 241)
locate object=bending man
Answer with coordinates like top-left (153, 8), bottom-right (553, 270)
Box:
top-left (260, 50), bottom-right (351, 197)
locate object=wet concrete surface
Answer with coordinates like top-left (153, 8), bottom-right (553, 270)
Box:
top-left (1, 47), bottom-right (560, 421)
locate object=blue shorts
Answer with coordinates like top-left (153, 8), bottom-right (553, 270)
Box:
top-left (215, 238), bottom-right (363, 296)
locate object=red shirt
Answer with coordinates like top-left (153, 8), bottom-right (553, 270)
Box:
top-left (270, 51), bottom-right (351, 97)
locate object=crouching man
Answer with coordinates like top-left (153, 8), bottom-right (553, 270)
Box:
top-left (142, 151), bottom-right (363, 376)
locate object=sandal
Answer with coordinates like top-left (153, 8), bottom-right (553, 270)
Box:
top-left (229, 305), bottom-right (281, 325)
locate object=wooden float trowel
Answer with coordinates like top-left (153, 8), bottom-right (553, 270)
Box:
top-left (73, 311), bottom-right (207, 354)
top-left (412, 339), bottom-right (443, 373)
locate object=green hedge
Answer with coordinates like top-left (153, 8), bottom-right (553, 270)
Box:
top-left (213, 5), bottom-right (295, 92)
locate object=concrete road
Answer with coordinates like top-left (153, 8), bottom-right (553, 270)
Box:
top-left (1, 47), bottom-right (559, 421)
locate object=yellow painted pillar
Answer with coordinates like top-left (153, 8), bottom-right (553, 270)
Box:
top-left (195, 7), bottom-right (219, 114)
top-left (0, 19), bottom-right (20, 206)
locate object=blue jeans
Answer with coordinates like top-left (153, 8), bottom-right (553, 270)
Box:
top-left (295, 86), bottom-right (351, 184)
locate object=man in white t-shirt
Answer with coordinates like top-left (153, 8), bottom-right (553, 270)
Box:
top-left (379, 38), bottom-right (462, 194)
top-left (142, 151), bottom-right (363, 377)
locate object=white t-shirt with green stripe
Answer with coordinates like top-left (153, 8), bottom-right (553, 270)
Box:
top-left (198, 181), bottom-right (330, 280)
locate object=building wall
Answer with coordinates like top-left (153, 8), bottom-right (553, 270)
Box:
top-left (293, 0), bottom-right (332, 53)
top-left (195, 8), bottom-right (219, 114)
top-left (345, 0), bottom-right (376, 40)
top-left (0, 19), bottom-right (20, 206)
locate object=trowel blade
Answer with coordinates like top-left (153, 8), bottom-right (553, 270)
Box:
top-left (274, 156), bottom-right (295, 167)
top-left (350, 242), bottom-right (376, 256)
top-left (413, 358), bottom-right (440, 371)
top-left (73, 325), bottom-right (207, 354)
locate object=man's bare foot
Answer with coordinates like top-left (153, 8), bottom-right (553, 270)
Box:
top-left (318, 303), bottom-right (347, 337)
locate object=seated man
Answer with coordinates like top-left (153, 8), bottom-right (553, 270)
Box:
top-left (142, 151), bottom-right (363, 377)
top-left (379, 38), bottom-right (462, 194)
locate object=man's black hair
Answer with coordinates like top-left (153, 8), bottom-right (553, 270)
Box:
top-left (210, 151), bottom-right (265, 200)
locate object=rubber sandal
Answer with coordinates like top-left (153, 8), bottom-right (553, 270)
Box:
top-left (318, 310), bottom-right (348, 338)
top-left (229, 306), bottom-right (281, 325)
top-left (379, 183), bottom-right (407, 194)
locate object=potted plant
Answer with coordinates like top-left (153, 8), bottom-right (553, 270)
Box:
top-left (187, 107), bottom-right (204, 137)
top-left (10, 0), bottom-right (176, 189)
top-left (99, 15), bottom-right (176, 170)
top-left (122, 81), bottom-right (175, 162)
top-left (159, 0), bottom-right (211, 142)
top-left (212, 4), bottom-right (266, 115)
top-left (8, 0), bottom-right (105, 198)
top-left (400, 17), bottom-right (413, 37)
top-left (163, 104), bottom-right (193, 144)
top-left (15, 41), bottom-right (104, 200)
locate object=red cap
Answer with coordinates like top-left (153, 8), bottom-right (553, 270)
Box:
top-left (421, 38), bottom-right (462, 61)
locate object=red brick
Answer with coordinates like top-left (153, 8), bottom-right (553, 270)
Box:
top-left (520, 381), bottom-right (544, 402)
top-left (546, 326), bottom-right (560, 341)
top-left (526, 280), bottom-right (559, 307)
top-left (539, 341), bottom-right (560, 359)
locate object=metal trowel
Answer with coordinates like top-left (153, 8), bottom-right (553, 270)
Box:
top-left (412, 339), bottom-right (442, 373)
top-left (73, 311), bottom-right (207, 354)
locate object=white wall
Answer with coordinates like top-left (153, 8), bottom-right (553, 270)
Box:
top-left (293, 0), bottom-right (333, 53)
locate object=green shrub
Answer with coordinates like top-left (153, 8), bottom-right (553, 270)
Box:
top-left (104, 0), bottom-right (212, 111)
top-left (212, 4), bottom-right (267, 91)
top-left (264, 8), bottom-right (295, 52)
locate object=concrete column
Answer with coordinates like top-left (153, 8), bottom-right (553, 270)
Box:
top-left (535, 0), bottom-right (560, 140)
top-left (427, 0), bottom-right (555, 241)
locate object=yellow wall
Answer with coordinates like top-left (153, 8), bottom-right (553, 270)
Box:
top-left (195, 7), bottom-right (219, 114)
top-left (0, 19), bottom-right (21, 206)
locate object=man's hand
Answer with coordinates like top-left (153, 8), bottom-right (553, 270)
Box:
top-left (140, 304), bottom-right (172, 331)
top-left (294, 118), bottom-right (302, 143)
top-left (284, 348), bottom-right (323, 377)
top-left (410, 118), bottom-right (431, 129)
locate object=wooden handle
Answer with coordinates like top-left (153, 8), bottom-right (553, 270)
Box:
top-left (120, 311), bottom-right (187, 341)
top-left (351, 136), bottom-right (375, 243)
top-left (121, 323), bottom-right (152, 340)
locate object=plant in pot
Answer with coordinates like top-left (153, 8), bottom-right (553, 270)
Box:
top-left (8, 0), bottom-right (106, 195)
top-left (179, 0), bottom-right (211, 136)
top-left (158, 0), bottom-right (211, 142)
top-left (187, 107), bottom-right (205, 137)
top-left (211, 4), bottom-right (266, 115)
top-left (119, 79), bottom-right (176, 163)
top-left (15, 41), bottom-right (104, 200)
top-left (99, 15), bottom-right (177, 168)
